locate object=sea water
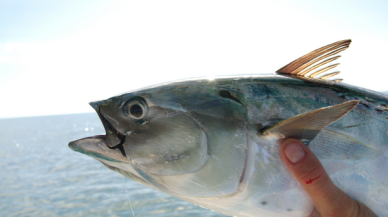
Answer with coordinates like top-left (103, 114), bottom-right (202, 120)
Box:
top-left (0, 113), bottom-right (228, 217)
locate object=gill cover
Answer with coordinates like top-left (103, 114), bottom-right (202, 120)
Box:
top-left (95, 94), bottom-right (209, 176)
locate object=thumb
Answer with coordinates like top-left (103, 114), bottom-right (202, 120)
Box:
top-left (280, 138), bottom-right (375, 217)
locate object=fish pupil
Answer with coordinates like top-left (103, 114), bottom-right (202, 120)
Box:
top-left (130, 104), bottom-right (143, 118)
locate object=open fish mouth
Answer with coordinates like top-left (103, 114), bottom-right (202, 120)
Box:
top-left (80, 101), bottom-right (129, 158)
top-left (68, 133), bottom-right (128, 164)
top-left (99, 116), bottom-right (128, 157)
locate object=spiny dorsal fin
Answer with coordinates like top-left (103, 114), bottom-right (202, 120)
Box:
top-left (276, 39), bottom-right (351, 83)
top-left (263, 100), bottom-right (359, 140)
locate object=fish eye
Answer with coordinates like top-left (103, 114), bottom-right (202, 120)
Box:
top-left (129, 104), bottom-right (143, 118)
top-left (124, 97), bottom-right (147, 120)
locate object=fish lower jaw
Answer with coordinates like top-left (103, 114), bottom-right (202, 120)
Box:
top-left (68, 135), bottom-right (106, 151)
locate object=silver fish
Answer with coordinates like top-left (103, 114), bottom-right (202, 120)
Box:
top-left (69, 40), bottom-right (388, 216)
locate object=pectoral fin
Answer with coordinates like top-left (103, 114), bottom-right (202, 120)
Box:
top-left (263, 100), bottom-right (359, 141)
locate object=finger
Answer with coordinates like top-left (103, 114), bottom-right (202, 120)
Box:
top-left (280, 138), bottom-right (356, 216)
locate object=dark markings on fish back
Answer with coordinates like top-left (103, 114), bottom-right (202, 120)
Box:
top-left (366, 97), bottom-right (377, 103)
top-left (335, 92), bottom-right (388, 119)
top-left (340, 97), bottom-right (388, 121)
top-left (287, 208), bottom-right (292, 212)
top-left (154, 75), bottom-right (388, 119)
top-left (358, 101), bottom-right (371, 109)
top-left (339, 95), bottom-right (346, 100)
top-left (267, 75), bottom-right (388, 103)
top-left (344, 124), bottom-right (365, 129)
top-left (219, 90), bottom-right (244, 106)
top-left (246, 84), bottom-right (272, 99)
top-left (263, 84), bottom-right (270, 99)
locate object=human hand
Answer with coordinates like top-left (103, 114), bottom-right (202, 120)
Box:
top-left (280, 138), bottom-right (377, 217)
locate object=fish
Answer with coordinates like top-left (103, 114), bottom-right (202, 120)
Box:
top-left (68, 39), bottom-right (388, 217)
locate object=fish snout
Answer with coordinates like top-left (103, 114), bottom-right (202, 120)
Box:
top-left (68, 135), bottom-right (106, 152)
top-left (68, 135), bottom-right (128, 164)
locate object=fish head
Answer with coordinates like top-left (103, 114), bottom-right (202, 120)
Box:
top-left (69, 81), bottom-right (248, 196)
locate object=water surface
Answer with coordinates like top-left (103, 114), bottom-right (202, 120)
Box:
top-left (0, 113), bottom-right (228, 217)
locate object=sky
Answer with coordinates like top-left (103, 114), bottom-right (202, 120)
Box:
top-left (1, 0), bottom-right (388, 118)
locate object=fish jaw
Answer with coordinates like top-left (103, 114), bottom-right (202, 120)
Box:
top-left (68, 135), bottom-right (128, 164)
top-left (89, 99), bottom-right (125, 148)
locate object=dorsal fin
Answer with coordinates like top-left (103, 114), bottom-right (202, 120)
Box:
top-left (276, 39), bottom-right (351, 83)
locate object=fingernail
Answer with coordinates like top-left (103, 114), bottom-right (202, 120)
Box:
top-left (285, 142), bottom-right (306, 163)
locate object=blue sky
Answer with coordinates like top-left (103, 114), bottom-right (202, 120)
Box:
top-left (1, 0), bottom-right (388, 118)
